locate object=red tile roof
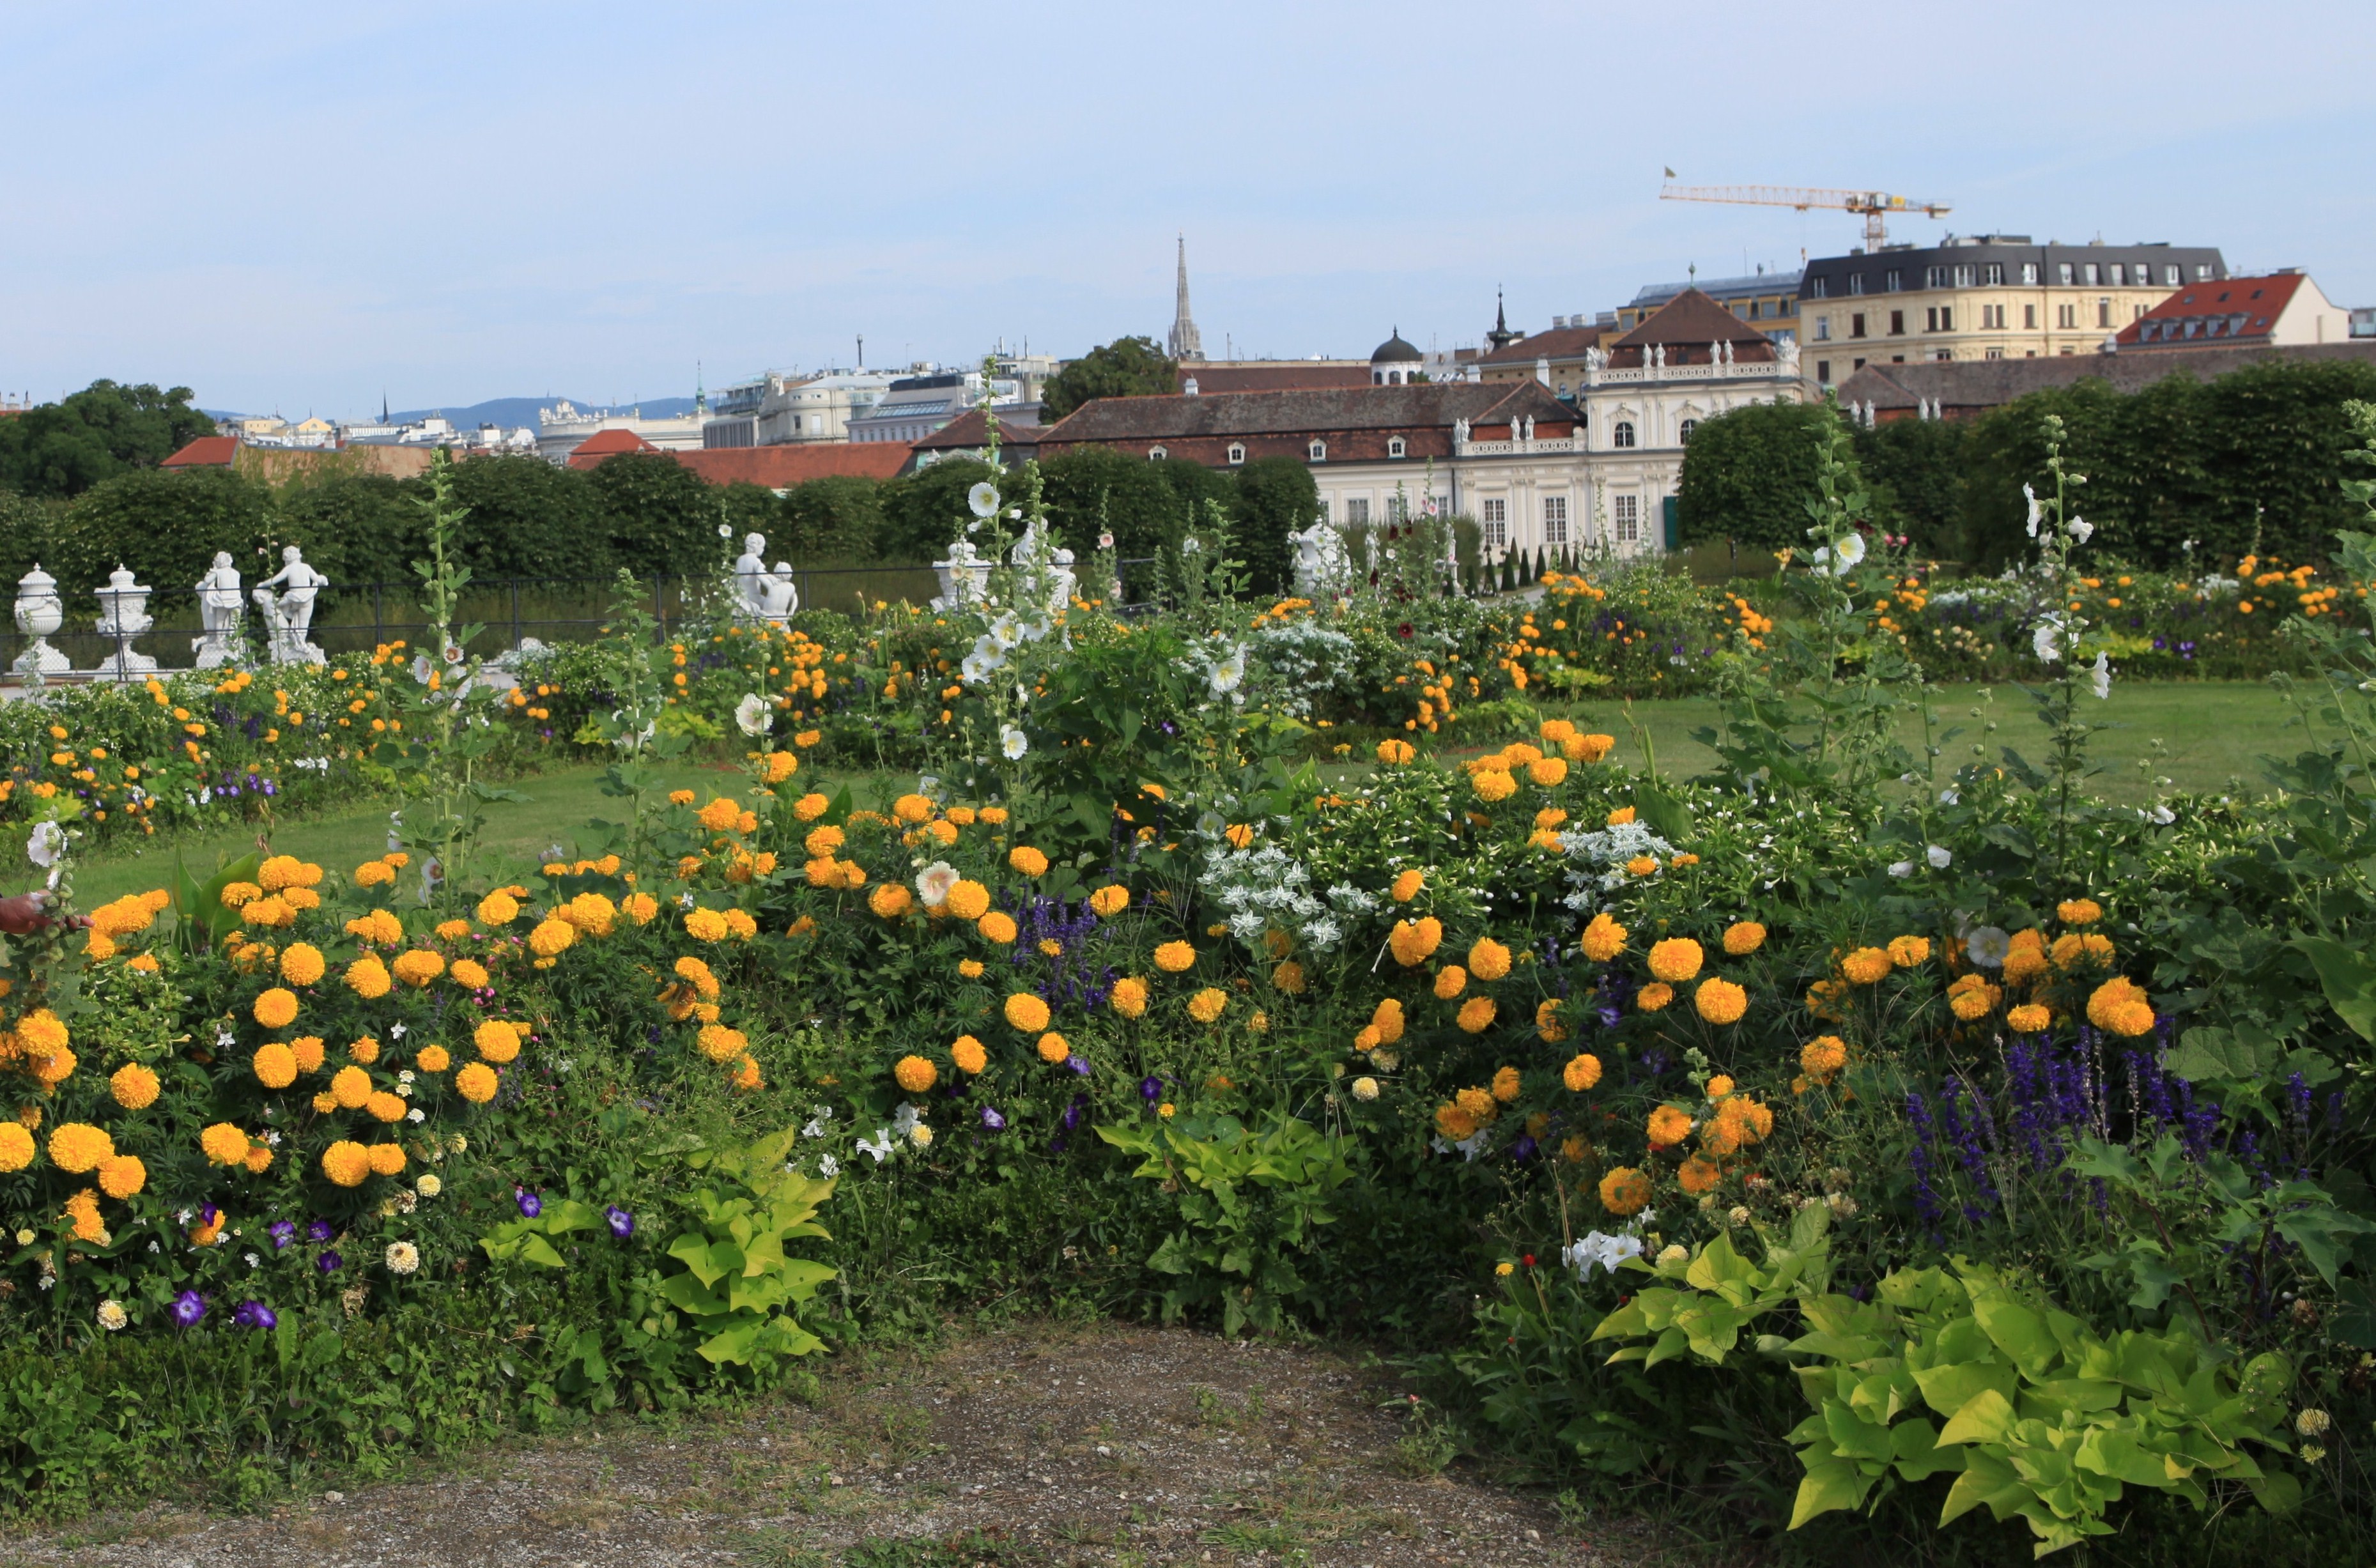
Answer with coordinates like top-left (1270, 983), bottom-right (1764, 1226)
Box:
top-left (674, 444), bottom-right (914, 488)
top-left (1605, 289), bottom-right (1777, 367)
top-left (563, 427), bottom-right (665, 469)
top-left (2115, 273), bottom-right (2304, 349)
top-left (911, 408), bottom-right (1042, 454)
top-left (162, 434), bottom-right (241, 469)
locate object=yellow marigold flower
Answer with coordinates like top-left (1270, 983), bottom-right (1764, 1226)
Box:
top-left (519, 917), bottom-right (573, 959)
top-left (367, 1143), bottom-right (405, 1176)
top-left (1800, 1036), bottom-right (1848, 1079)
top-left (1599, 1166), bottom-right (1653, 1217)
top-left (958, 958), bottom-right (985, 979)
top-left (1433, 964), bottom-right (1469, 999)
top-left (1647, 937), bottom-right (1703, 983)
top-left (63, 1188), bottom-right (109, 1244)
top-left (476, 890), bottom-right (520, 926)
top-left (891, 793), bottom-right (934, 824)
top-left (1153, 940), bottom-right (1196, 973)
top-left (198, 1121), bottom-right (251, 1166)
top-left (674, 907), bottom-right (722, 943)
top-left (695, 1024), bottom-right (748, 1063)
top-left (1886, 935), bottom-right (1932, 967)
top-left (1623, 854), bottom-right (1658, 878)
top-left (1646, 1105), bottom-right (1693, 1148)
top-left (473, 1019), bottom-right (521, 1063)
top-left (1390, 868), bottom-right (1424, 903)
top-left (110, 1061), bottom-right (162, 1109)
top-left (1457, 996), bottom-right (1498, 1034)
top-left (451, 958), bottom-right (490, 990)
top-left (1564, 733), bottom-right (1614, 764)
top-left (346, 909), bottom-right (404, 946)
top-left (978, 911), bottom-right (1018, 944)
top-left (1270, 960), bottom-right (1306, 995)
top-left (1466, 938), bottom-right (1513, 982)
top-left (1840, 946), bottom-right (1894, 985)
top-left (2057, 898), bottom-right (2104, 926)
top-left (1088, 884), bottom-right (1130, 917)
top-left (1536, 997), bottom-right (1568, 1043)
top-left (1948, 976), bottom-right (2001, 1021)
top-left (325, 1064), bottom-right (371, 1109)
top-left (1637, 981), bottom-right (1674, 1012)
top-left (1678, 1156), bottom-right (1722, 1195)
top-left (870, 883), bottom-right (914, 919)
top-left (321, 1140), bottom-right (373, 1187)
top-left (894, 1054), bottom-right (938, 1093)
top-left (1110, 976), bottom-right (1148, 1018)
top-left (1581, 912), bottom-right (1627, 962)
top-left (1376, 738), bottom-right (1416, 764)
top-left (1605, 806), bottom-right (1636, 826)
top-left (278, 942), bottom-right (326, 987)
top-left (219, 880), bottom-right (262, 909)
top-left (415, 1043), bottom-right (451, 1072)
top-left (455, 1061), bottom-right (498, 1102)
top-left (391, 950), bottom-right (445, 987)
top-left (50, 1122), bottom-right (114, 1172)
top-left (249, 1041), bottom-right (297, 1089)
top-left (1435, 1103), bottom-right (1479, 1140)
top-left (288, 1035), bottom-right (324, 1073)
top-left (98, 1154), bottom-right (145, 1199)
top-left (435, 919), bottom-right (472, 943)
top-left (1004, 992), bottom-right (1052, 1032)
top-left (258, 854), bottom-right (305, 891)
top-left (2086, 977), bottom-right (2157, 1038)
top-left (1037, 1031), bottom-right (1072, 1064)
top-left (793, 792), bottom-right (830, 821)
top-left (252, 987), bottom-right (299, 1028)
top-left (804, 825), bottom-right (846, 858)
top-left (1388, 917), bottom-right (1442, 967)
top-left (1562, 1052), bottom-right (1603, 1091)
top-left (1454, 1086), bottom-right (1496, 1120)
top-left (564, 893), bottom-right (618, 935)
top-left (1009, 846), bottom-right (1050, 877)
top-left (952, 1034), bottom-right (987, 1074)
top-left (1695, 977), bottom-right (1748, 1026)
top-left (940, 879), bottom-right (992, 921)
top-left (697, 796), bottom-right (743, 832)
top-left (1490, 1065), bottom-right (1522, 1102)
top-left (0, 1123), bottom-right (29, 1174)
top-left (2007, 1003), bottom-right (2052, 1033)
top-left (1187, 987), bottom-right (1228, 1024)
top-left (346, 955), bottom-right (392, 999)
top-left (1527, 757), bottom-right (1568, 787)
top-left (1472, 768), bottom-right (1517, 803)
top-left (363, 1089), bottom-right (404, 1123)
top-left (346, 1034), bottom-right (380, 1065)
top-left (1722, 921), bottom-right (1766, 955)
top-left (1706, 1075), bottom-right (1735, 1100)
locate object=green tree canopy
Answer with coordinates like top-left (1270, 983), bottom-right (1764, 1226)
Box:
top-left (61, 468), bottom-right (281, 607)
top-left (587, 452), bottom-right (723, 579)
top-left (275, 472), bottom-right (427, 587)
top-left (876, 458), bottom-right (996, 564)
top-left (1675, 400), bottom-right (1855, 550)
top-left (1854, 418), bottom-right (1972, 557)
top-left (444, 456), bottom-right (607, 585)
top-left (1230, 456), bottom-right (1320, 596)
top-left (780, 475), bottom-right (884, 561)
top-left (0, 381), bottom-right (217, 498)
top-left (1037, 446), bottom-right (1184, 563)
top-left (1038, 337), bottom-right (1177, 422)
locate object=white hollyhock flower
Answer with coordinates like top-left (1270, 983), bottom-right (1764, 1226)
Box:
top-left (999, 725), bottom-right (1029, 760)
top-left (2068, 516), bottom-right (2094, 544)
top-left (2090, 651), bottom-right (2111, 700)
top-left (734, 693), bottom-right (771, 735)
top-left (2023, 484), bottom-right (2042, 538)
top-left (1210, 647), bottom-right (1246, 695)
top-left (1830, 532), bottom-right (1867, 574)
top-left (1965, 926), bottom-right (2011, 968)
top-left (915, 861), bottom-right (958, 907)
top-left (968, 482), bottom-right (1001, 518)
top-left (1887, 860), bottom-right (1914, 877)
top-left (2032, 617), bottom-right (2066, 663)
top-left (1926, 844), bottom-right (1952, 869)
top-left (24, 821), bottom-right (65, 869)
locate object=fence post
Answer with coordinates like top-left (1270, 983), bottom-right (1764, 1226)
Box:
top-left (373, 581), bottom-right (384, 650)
top-left (652, 577), bottom-right (665, 639)
top-left (509, 579), bottom-right (521, 650)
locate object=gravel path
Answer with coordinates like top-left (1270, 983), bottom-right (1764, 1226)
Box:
top-left (3, 1321), bottom-right (1655, 1567)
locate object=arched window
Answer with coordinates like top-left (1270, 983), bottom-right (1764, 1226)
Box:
top-left (1678, 419), bottom-right (1698, 443)
top-left (1226, 443), bottom-right (1246, 465)
top-left (1613, 421), bottom-right (1636, 449)
top-left (1148, 445), bottom-right (1168, 461)
top-left (1387, 436), bottom-right (1407, 459)
top-left (1308, 438), bottom-right (1326, 462)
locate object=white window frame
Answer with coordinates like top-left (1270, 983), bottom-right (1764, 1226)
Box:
top-left (1148, 445), bottom-right (1167, 460)
top-left (1308, 438), bottom-right (1325, 461)
top-left (1678, 419), bottom-right (1697, 443)
top-left (1481, 497), bottom-right (1507, 550)
top-left (1613, 493), bottom-right (1640, 542)
top-left (1543, 495), bottom-right (1568, 545)
top-left (1226, 443), bottom-right (1246, 465)
top-left (1386, 436), bottom-right (1407, 459)
top-left (1612, 421), bottom-right (1636, 449)
top-left (1345, 497), bottom-right (1369, 525)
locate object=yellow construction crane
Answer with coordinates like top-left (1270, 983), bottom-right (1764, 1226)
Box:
top-left (1658, 177), bottom-right (1952, 251)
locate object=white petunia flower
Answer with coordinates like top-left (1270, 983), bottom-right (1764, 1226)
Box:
top-left (818, 1153), bottom-right (840, 1178)
top-left (734, 693), bottom-right (772, 736)
top-left (24, 822), bottom-right (65, 870)
top-left (2068, 516), bottom-right (2094, 544)
top-left (1887, 861), bottom-right (1914, 878)
top-left (1000, 725), bottom-right (1028, 760)
top-left (1965, 926), bottom-right (2011, 968)
top-left (1926, 845), bottom-right (1952, 870)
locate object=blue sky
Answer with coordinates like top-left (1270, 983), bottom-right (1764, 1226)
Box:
top-left (3, 1), bottom-right (2369, 418)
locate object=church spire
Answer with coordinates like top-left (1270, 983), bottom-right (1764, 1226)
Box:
top-left (1167, 234), bottom-right (1205, 364)
top-left (1487, 288), bottom-right (1521, 351)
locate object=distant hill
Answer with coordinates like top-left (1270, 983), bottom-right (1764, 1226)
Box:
top-left (389, 396), bottom-right (697, 429)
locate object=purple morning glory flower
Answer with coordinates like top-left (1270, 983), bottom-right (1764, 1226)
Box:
top-left (169, 1290), bottom-right (206, 1327)
top-left (1138, 1075), bottom-right (1164, 1102)
top-left (317, 1250), bottom-right (344, 1275)
top-left (604, 1206), bottom-right (634, 1240)
top-left (233, 1300), bottom-right (277, 1330)
top-left (516, 1190), bottom-right (542, 1219)
top-left (980, 1105), bottom-right (1007, 1131)
top-left (1510, 1135), bottom-right (1538, 1162)
top-left (1066, 1055), bottom-right (1090, 1076)
top-left (269, 1221), bottom-right (297, 1250)
top-left (306, 1219), bottom-right (335, 1243)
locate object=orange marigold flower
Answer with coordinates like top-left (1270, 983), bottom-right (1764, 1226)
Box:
top-left (1599, 1166), bottom-right (1653, 1216)
top-left (1387, 917), bottom-right (1442, 967)
top-left (1886, 935), bottom-right (1932, 967)
top-left (1375, 739), bottom-right (1416, 764)
top-left (1454, 995), bottom-right (1496, 1034)
top-left (345, 955), bottom-right (392, 999)
top-left (456, 1061), bottom-right (499, 1102)
top-left (1678, 1156), bottom-right (1722, 1195)
top-left (416, 1043), bottom-right (451, 1072)
top-left (893, 1055), bottom-right (937, 1093)
top-left (98, 1153), bottom-right (146, 1198)
top-left (1472, 768), bottom-right (1516, 803)
top-left (1433, 964), bottom-right (1469, 999)
top-left (1467, 937), bottom-right (1512, 981)
top-left (1646, 937), bottom-right (1703, 983)
top-left (476, 891), bottom-right (520, 926)
top-left (2007, 1003), bottom-right (2052, 1033)
top-left (50, 1122), bottom-right (115, 1172)
top-left (870, 883), bottom-right (914, 919)
top-left (952, 1034), bottom-right (987, 1074)
top-left (1562, 1052), bottom-right (1603, 1091)
top-left (1637, 981), bottom-right (1674, 1011)
top-left (1840, 947), bottom-right (1894, 985)
top-left (1722, 921), bottom-right (1767, 955)
top-left (1390, 867), bottom-right (1425, 903)
top-left (367, 1143), bottom-right (406, 1176)
top-left (1187, 987), bottom-right (1228, 1024)
top-left (197, 1122), bottom-right (248, 1166)
top-left (1580, 912), bottom-right (1627, 962)
top-left (1536, 997), bottom-right (1568, 1043)
top-left (251, 1041), bottom-right (298, 1089)
top-left (978, 911), bottom-right (1018, 944)
top-left (1153, 940), bottom-right (1196, 972)
top-left (280, 942), bottom-right (327, 986)
top-left (110, 1061), bottom-right (162, 1108)
top-left (252, 987), bottom-right (299, 1028)
top-left (1009, 846), bottom-right (1050, 877)
top-left (2086, 977), bottom-right (2157, 1038)
top-left (2057, 898), bottom-right (2104, 926)
top-left (1694, 977), bottom-right (1748, 1025)
top-left (321, 1140), bottom-right (372, 1187)
top-left (390, 950), bottom-right (445, 987)
top-left (1646, 1105), bottom-right (1694, 1148)
top-left (1004, 992), bottom-right (1052, 1032)
top-left (474, 1020), bottom-right (522, 1063)
top-left (1089, 884), bottom-right (1130, 917)
top-left (1800, 1035), bottom-right (1848, 1079)
top-left (1036, 1031), bottom-right (1070, 1064)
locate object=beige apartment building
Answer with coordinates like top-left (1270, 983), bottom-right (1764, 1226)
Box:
top-left (1799, 236), bottom-right (2226, 391)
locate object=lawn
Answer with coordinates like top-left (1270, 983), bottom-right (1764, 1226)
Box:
top-left (70, 681), bottom-right (2302, 905)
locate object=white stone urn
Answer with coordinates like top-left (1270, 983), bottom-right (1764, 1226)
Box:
top-left (12, 565), bottom-right (69, 676)
top-left (93, 564), bottom-right (158, 680)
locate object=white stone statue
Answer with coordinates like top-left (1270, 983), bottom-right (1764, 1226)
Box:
top-left (12, 564), bottom-right (68, 676)
top-left (1521, 415), bottom-right (1536, 442)
top-left (732, 533), bottom-right (771, 619)
top-left (194, 551), bottom-right (244, 668)
top-left (756, 562), bottom-right (799, 623)
top-left (1048, 547), bottom-right (1077, 615)
top-left (252, 545), bottom-right (328, 665)
top-left (93, 564), bottom-right (158, 680)
top-left (1778, 338), bottom-right (1801, 373)
top-left (1452, 418), bottom-right (1470, 445)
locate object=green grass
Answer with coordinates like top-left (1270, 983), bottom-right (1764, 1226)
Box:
top-left (72, 758), bottom-right (902, 907)
top-left (1527, 680), bottom-right (2313, 803)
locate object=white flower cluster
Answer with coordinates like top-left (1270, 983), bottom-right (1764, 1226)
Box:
top-left (1555, 819), bottom-right (1676, 911)
top-left (1247, 620), bottom-right (1359, 718)
top-left (1196, 842), bottom-right (1372, 953)
top-left (1562, 1229), bottom-right (1649, 1280)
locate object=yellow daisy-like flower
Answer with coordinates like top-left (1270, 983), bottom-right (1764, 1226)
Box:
top-left (1433, 965), bottom-right (1469, 1000)
top-left (280, 942), bottom-right (327, 986)
top-left (1389, 868), bottom-right (1424, 903)
top-left (1467, 938), bottom-right (1512, 981)
top-left (110, 1061), bottom-right (162, 1109)
top-left (1598, 1167), bottom-right (1652, 1217)
top-left (1456, 996), bottom-right (1497, 1034)
top-left (1646, 938), bottom-right (1703, 984)
top-left (1645, 1105), bottom-right (1694, 1148)
top-left (198, 1122), bottom-right (249, 1167)
top-left (345, 955), bottom-right (392, 999)
top-left (529, 917), bottom-right (579, 957)
top-left (476, 890), bottom-right (520, 926)
top-left (1840, 947), bottom-right (1894, 985)
top-left (321, 1140), bottom-right (373, 1187)
top-left (1009, 846), bottom-right (1050, 877)
top-left (952, 1035), bottom-right (987, 1074)
top-left (1003, 993), bottom-right (1052, 1032)
top-left (1722, 921), bottom-right (1766, 955)
top-left (1088, 884), bottom-right (1130, 917)
top-left (456, 1062), bottom-right (499, 1102)
top-left (1187, 987), bottom-right (1228, 1024)
top-left (893, 1055), bottom-right (938, 1093)
top-left (1110, 976), bottom-right (1148, 1018)
top-left (1580, 912), bottom-right (1626, 962)
top-left (1693, 978), bottom-right (1748, 1026)
top-left (1153, 940), bottom-right (1196, 973)
top-left (1562, 1052), bottom-right (1603, 1091)
top-left (1036, 1031), bottom-right (1071, 1064)
top-left (977, 911), bottom-right (1018, 944)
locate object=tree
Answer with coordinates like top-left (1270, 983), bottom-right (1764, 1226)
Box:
top-left (780, 475), bottom-right (884, 561)
top-left (276, 472), bottom-right (428, 587)
top-left (586, 452), bottom-right (723, 580)
top-left (1038, 337), bottom-right (1177, 422)
top-left (2196, 358), bottom-right (2376, 565)
top-left (1230, 456), bottom-right (1319, 596)
top-left (1855, 418), bottom-right (1972, 557)
top-left (1674, 401), bottom-right (1854, 551)
top-left (62, 467), bottom-right (281, 606)
top-left (876, 458), bottom-right (996, 564)
top-left (442, 456), bottom-right (608, 585)
top-left (1036, 446), bottom-right (1184, 564)
top-left (0, 380), bottom-right (217, 498)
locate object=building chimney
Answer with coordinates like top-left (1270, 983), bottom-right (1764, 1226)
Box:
top-left (1184, 376), bottom-right (1200, 397)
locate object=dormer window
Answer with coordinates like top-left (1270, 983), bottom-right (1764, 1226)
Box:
top-left (1148, 445), bottom-right (1168, 461)
top-left (1387, 436), bottom-right (1407, 459)
top-left (1226, 443), bottom-right (1246, 465)
top-left (1308, 439), bottom-right (1326, 461)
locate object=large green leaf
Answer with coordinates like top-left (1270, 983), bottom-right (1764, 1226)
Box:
top-left (1788, 1456), bottom-right (1878, 1530)
top-left (2295, 935), bottom-right (2376, 1041)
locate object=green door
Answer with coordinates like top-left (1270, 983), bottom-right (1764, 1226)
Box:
top-left (1662, 496), bottom-right (1679, 551)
